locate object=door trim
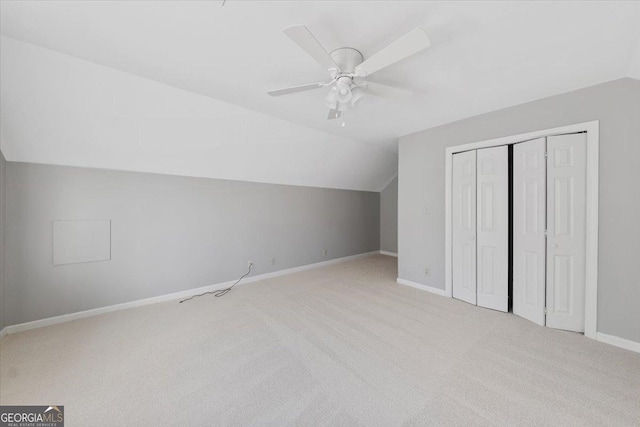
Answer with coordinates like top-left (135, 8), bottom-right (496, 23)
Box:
top-left (444, 120), bottom-right (599, 339)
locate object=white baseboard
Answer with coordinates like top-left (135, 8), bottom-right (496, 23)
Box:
top-left (379, 250), bottom-right (398, 257)
top-left (397, 278), bottom-right (447, 297)
top-left (596, 332), bottom-right (640, 353)
top-left (4, 251), bottom-right (379, 335)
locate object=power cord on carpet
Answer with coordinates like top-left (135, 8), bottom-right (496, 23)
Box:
top-left (179, 263), bottom-right (253, 303)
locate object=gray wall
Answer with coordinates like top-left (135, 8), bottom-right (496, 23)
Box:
top-left (4, 162), bottom-right (380, 326)
top-left (0, 150), bottom-right (5, 330)
top-left (398, 78), bottom-right (640, 343)
top-left (380, 176), bottom-right (398, 254)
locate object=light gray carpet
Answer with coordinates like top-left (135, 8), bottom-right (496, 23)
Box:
top-left (1, 255), bottom-right (638, 426)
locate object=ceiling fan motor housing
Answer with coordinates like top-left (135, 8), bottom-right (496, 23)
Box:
top-left (330, 47), bottom-right (364, 74)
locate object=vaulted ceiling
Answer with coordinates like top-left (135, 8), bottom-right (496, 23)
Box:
top-left (1, 1), bottom-right (639, 191)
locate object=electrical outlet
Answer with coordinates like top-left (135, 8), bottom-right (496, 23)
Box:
top-left (323, 249), bottom-right (328, 256)
top-left (248, 260), bottom-right (253, 268)
top-left (425, 268), bottom-right (430, 276)
top-left (271, 257), bottom-right (276, 266)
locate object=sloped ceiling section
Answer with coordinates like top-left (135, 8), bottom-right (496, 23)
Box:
top-left (0, 36), bottom-right (397, 192)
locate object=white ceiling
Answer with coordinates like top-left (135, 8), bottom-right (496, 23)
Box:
top-left (1, 1), bottom-right (639, 153)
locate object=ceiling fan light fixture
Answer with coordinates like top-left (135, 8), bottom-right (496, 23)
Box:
top-left (325, 81), bottom-right (353, 111)
top-left (335, 77), bottom-right (353, 103)
top-left (325, 87), bottom-right (338, 110)
top-left (350, 87), bottom-right (364, 107)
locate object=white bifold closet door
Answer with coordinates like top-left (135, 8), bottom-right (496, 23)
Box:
top-left (452, 147), bottom-right (508, 311)
top-left (513, 134), bottom-right (587, 332)
top-left (546, 133), bottom-right (587, 332)
top-left (476, 146), bottom-right (508, 312)
top-left (513, 138), bottom-right (547, 326)
top-left (452, 150), bottom-right (477, 305)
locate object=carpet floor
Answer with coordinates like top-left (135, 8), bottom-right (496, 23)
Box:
top-left (1, 255), bottom-right (639, 426)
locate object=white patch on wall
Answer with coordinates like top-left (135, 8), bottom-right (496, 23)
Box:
top-left (53, 220), bottom-right (111, 265)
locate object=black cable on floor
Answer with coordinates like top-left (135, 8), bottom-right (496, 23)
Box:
top-left (179, 264), bottom-right (252, 303)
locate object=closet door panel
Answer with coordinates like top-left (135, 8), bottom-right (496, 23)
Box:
top-left (513, 138), bottom-right (546, 326)
top-left (476, 146), bottom-right (508, 312)
top-left (546, 133), bottom-right (587, 332)
top-left (452, 150), bottom-right (477, 305)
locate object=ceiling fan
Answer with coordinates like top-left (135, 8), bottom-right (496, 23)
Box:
top-left (267, 25), bottom-right (431, 124)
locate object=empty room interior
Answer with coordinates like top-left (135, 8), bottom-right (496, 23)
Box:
top-left (1, 1), bottom-right (639, 425)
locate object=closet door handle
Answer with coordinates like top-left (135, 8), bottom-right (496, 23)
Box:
top-left (470, 235), bottom-right (475, 240)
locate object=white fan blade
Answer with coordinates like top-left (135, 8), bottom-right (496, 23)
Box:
top-left (362, 81), bottom-right (413, 100)
top-left (267, 82), bottom-right (326, 97)
top-left (355, 28), bottom-right (430, 77)
top-left (284, 25), bottom-right (340, 72)
top-left (327, 109), bottom-right (342, 120)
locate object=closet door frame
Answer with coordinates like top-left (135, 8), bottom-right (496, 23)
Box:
top-left (444, 120), bottom-right (599, 340)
